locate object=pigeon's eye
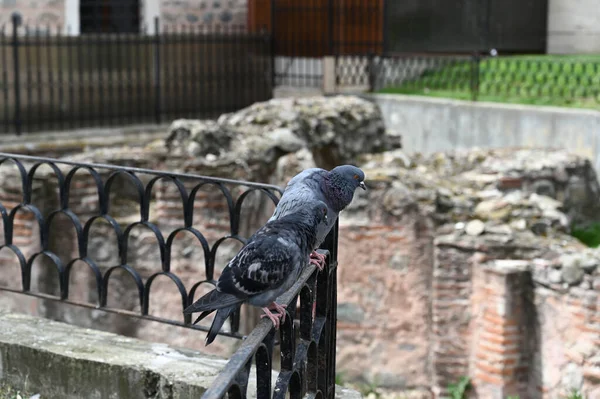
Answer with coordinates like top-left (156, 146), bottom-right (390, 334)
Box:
top-left (353, 174), bottom-right (359, 179)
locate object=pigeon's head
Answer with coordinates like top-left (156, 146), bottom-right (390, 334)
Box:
top-left (326, 165), bottom-right (367, 210)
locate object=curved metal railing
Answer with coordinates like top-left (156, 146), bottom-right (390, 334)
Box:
top-left (0, 152), bottom-right (338, 398)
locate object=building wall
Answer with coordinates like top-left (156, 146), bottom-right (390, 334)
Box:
top-left (0, 0), bottom-right (66, 28)
top-left (547, 0), bottom-right (600, 54)
top-left (1, 0), bottom-right (248, 34)
top-left (159, 0), bottom-right (247, 28)
top-left (372, 94), bottom-right (600, 173)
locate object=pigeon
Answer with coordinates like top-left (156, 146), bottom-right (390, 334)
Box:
top-left (183, 200), bottom-right (329, 345)
top-left (269, 165), bottom-right (366, 270)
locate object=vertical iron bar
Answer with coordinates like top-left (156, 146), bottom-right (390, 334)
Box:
top-left (153, 17), bottom-right (161, 124)
top-left (270, 0), bottom-right (276, 88)
top-left (98, 31), bottom-right (106, 126)
top-left (106, 26), bottom-right (114, 125)
top-left (471, 52), bottom-right (480, 101)
top-left (35, 27), bottom-right (42, 131)
top-left (77, 28), bottom-right (84, 127)
top-left (182, 24), bottom-right (190, 117)
top-left (67, 26), bottom-right (74, 129)
top-left (177, 24), bottom-right (184, 118)
top-left (24, 23), bottom-right (32, 133)
top-left (1, 25), bottom-right (9, 133)
top-left (46, 25), bottom-right (54, 131)
top-left (116, 28), bottom-right (124, 125)
top-left (57, 25), bottom-right (65, 130)
top-left (136, 25), bottom-right (144, 123)
top-left (126, 31), bottom-right (133, 124)
top-left (86, 29), bottom-right (94, 126)
top-left (189, 24), bottom-right (198, 118)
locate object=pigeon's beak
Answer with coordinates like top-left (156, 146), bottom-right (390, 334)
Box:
top-left (359, 181), bottom-right (367, 190)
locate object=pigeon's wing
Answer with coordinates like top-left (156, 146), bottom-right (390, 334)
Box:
top-left (270, 168), bottom-right (327, 221)
top-left (217, 235), bottom-right (301, 297)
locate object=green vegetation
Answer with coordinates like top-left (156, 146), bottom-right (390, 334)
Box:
top-left (0, 382), bottom-right (33, 399)
top-left (571, 222), bottom-right (600, 248)
top-left (566, 390), bottom-right (585, 399)
top-left (448, 376), bottom-right (471, 399)
top-left (378, 55), bottom-right (600, 110)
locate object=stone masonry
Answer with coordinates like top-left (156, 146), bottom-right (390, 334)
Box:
top-left (0, 97), bottom-right (598, 398)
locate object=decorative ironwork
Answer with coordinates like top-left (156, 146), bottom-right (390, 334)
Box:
top-left (0, 152), bottom-right (339, 398)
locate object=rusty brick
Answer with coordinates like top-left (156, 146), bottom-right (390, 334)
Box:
top-left (581, 324), bottom-right (600, 334)
top-left (477, 342), bottom-right (520, 356)
top-left (483, 312), bottom-right (519, 327)
top-left (480, 332), bottom-right (521, 346)
top-left (476, 362), bottom-right (519, 377)
top-left (474, 372), bottom-right (505, 386)
top-left (498, 176), bottom-right (523, 190)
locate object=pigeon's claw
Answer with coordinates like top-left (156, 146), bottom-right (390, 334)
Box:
top-left (309, 251), bottom-right (326, 271)
top-left (261, 305), bottom-right (286, 329)
top-left (267, 302), bottom-right (287, 324)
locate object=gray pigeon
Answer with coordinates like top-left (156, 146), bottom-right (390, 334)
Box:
top-left (269, 165), bottom-right (366, 270)
top-left (183, 200), bottom-right (329, 345)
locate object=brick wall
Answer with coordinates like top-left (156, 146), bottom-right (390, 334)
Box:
top-left (472, 261), bottom-right (532, 399)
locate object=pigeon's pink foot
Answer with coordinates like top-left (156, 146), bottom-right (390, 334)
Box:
top-left (261, 304), bottom-right (286, 329)
top-left (267, 302), bottom-right (287, 324)
top-left (310, 251), bottom-right (326, 271)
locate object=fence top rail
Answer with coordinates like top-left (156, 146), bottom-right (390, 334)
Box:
top-left (0, 152), bottom-right (283, 192)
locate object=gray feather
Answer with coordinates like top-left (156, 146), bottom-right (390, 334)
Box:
top-left (184, 200), bottom-right (328, 345)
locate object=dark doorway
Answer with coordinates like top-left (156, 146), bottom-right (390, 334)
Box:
top-left (80, 0), bottom-right (141, 34)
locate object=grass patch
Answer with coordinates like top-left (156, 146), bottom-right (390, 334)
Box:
top-left (378, 54), bottom-right (600, 110)
top-left (571, 222), bottom-right (600, 248)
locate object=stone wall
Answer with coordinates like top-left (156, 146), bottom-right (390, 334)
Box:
top-left (160, 0), bottom-right (247, 27)
top-left (0, 0), bottom-right (64, 27)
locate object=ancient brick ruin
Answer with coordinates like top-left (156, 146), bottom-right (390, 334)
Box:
top-left (0, 96), bottom-right (598, 398)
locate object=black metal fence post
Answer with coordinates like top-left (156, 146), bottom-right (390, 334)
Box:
top-left (11, 13), bottom-right (22, 135)
top-left (153, 17), bottom-right (161, 124)
top-left (367, 52), bottom-right (376, 92)
top-left (470, 52), bottom-right (480, 101)
top-left (270, 0), bottom-right (276, 88)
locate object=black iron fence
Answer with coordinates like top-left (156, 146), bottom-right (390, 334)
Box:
top-left (0, 15), bottom-right (272, 135)
top-left (370, 53), bottom-right (600, 108)
top-left (0, 152), bottom-right (339, 398)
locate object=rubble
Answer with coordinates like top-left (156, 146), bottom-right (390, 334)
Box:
top-left (162, 95), bottom-right (402, 170)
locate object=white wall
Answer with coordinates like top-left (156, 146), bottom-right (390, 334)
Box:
top-left (547, 0), bottom-right (600, 54)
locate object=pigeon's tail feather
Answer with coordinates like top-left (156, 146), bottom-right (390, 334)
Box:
top-left (206, 305), bottom-right (236, 346)
top-left (183, 289), bottom-right (243, 314)
top-left (192, 310), bottom-right (214, 325)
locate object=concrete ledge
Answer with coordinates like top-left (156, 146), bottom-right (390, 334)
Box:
top-left (0, 312), bottom-right (360, 399)
top-left (0, 124), bottom-right (169, 155)
top-left (370, 94), bottom-right (600, 172)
